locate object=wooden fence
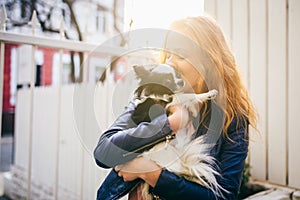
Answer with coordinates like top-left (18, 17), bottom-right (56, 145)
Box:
top-left (204, 0), bottom-right (300, 189)
top-left (12, 82), bottom-right (135, 200)
top-left (0, 8), bottom-right (132, 199)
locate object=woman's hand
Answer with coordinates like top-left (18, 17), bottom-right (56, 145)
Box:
top-left (167, 105), bottom-right (190, 132)
top-left (115, 157), bottom-right (162, 187)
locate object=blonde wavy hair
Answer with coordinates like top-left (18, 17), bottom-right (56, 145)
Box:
top-left (161, 16), bottom-right (257, 137)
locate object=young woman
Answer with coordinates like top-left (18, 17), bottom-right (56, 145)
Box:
top-left (94, 16), bottom-right (257, 200)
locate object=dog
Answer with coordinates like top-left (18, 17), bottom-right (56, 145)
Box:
top-left (131, 64), bottom-right (218, 123)
top-left (97, 64), bottom-right (222, 200)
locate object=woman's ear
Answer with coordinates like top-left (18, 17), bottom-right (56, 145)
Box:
top-left (132, 65), bottom-right (150, 80)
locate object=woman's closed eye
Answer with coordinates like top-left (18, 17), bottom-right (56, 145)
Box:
top-left (166, 53), bottom-right (185, 61)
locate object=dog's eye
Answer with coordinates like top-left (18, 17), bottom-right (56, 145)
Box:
top-left (175, 70), bottom-right (182, 79)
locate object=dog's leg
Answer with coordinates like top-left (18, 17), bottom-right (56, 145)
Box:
top-left (170, 89), bottom-right (218, 105)
top-left (195, 89), bottom-right (218, 102)
top-left (168, 89), bottom-right (218, 117)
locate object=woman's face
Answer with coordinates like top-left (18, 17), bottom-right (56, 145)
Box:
top-left (165, 52), bottom-right (203, 93)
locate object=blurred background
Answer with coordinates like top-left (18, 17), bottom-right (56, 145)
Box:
top-left (0, 0), bottom-right (299, 199)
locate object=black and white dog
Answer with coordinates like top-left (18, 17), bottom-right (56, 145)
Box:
top-left (97, 64), bottom-right (222, 200)
top-left (132, 64), bottom-right (218, 123)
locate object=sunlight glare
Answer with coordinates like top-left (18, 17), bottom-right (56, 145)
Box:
top-left (124, 0), bottom-right (204, 30)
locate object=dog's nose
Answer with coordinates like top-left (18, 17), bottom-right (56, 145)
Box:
top-left (177, 79), bottom-right (184, 87)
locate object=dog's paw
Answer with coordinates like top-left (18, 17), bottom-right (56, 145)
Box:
top-left (208, 89), bottom-right (218, 100)
top-left (195, 89), bottom-right (218, 103)
top-left (167, 89), bottom-right (218, 117)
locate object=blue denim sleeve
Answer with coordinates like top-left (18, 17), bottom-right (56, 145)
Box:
top-left (152, 120), bottom-right (249, 200)
top-left (152, 170), bottom-right (216, 200)
top-left (94, 100), bottom-right (172, 168)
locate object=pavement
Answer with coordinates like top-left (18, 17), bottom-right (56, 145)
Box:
top-left (0, 135), bottom-right (13, 172)
top-left (0, 134), bottom-right (13, 200)
top-left (0, 195), bottom-right (11, 200)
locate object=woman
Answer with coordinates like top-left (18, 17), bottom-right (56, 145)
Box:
top-left (94, 16), bottom-right (257, 200)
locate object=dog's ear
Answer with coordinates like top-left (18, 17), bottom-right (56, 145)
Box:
top-left (133, 65), bottom-right (150, 80)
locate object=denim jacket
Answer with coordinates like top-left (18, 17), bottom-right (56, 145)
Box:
top-left (94, 100), bottom-right (249, 200)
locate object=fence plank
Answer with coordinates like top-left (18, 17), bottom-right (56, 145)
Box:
top-left (216, 0), bottom-right (232, 41)
top-left (267, 0), bottom-right (287, 185)
top-left (31, 87), bottom-right (59, 194)
top-left (58, 85), bottom-right (82, 199)
top-left (87, 82), bottom-right (111, 199)
top-left (288, 0), bottom-right (300, 189)
top-left (14, 89), bottom-right (31, 170)
top-left (82, 84), bottom-right (105, 200)
top-left (232, 0), bottom-right (249, 88)
top-left (249, 0), bottom-right (268, 181)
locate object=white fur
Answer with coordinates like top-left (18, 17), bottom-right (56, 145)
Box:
top-left (138, 89), bottom-right (225, 200)
top-left (168, 89), bottom-right (218, 117)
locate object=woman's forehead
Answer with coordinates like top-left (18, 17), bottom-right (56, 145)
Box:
top-left (164, 30), bottom-right (200, 55)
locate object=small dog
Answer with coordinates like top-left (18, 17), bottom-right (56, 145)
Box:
top-left (131, 64), bottom-right (218, 123)
top-left (97, 64), bottom-right (222, 200)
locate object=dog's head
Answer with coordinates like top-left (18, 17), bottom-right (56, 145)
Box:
top-left (133, 64), bottom-right (184, 98)
top-left (131, 64), bottom-right (185, 124)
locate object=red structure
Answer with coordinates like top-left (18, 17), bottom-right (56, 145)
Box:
top-left (40, 47), bottom-right (54, 86)
top-left (1, 44), bottom-right (54, 133)
top-left (2, 44), bottom-right (18, 113)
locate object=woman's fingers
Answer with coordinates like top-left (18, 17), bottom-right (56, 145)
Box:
top-left (114, 164), bottom-right (124, 172)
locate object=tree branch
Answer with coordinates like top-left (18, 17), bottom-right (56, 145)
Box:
top-left (113, 0), bottom-right (126, 46)
top-left (62, 0), bottom-right (83, 41)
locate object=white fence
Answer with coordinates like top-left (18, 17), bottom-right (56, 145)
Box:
top-left (10, 82), bottom-right (135, 200)
top-left (204, 0), bottom-right (300, 189)
top-left (0, 8), bottom-right (139, 199)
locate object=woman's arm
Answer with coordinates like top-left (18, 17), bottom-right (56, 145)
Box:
top-left (115, 157), bottom-right (215, 200)
top-left (94, 100), bottom-right (173, 168)
top-left (113, 105), bottom-right (248, 199)
top-left (144, 119), bottom-right (249, 200)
